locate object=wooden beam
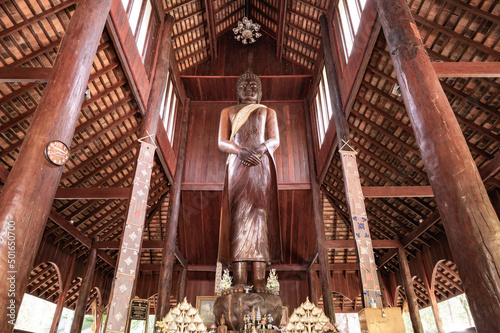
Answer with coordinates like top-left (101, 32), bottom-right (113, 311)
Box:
top-left (325, 239), bottom-right (402, 249)
top-left (0, 67), bottom-right (51, 82)
top-left (479, 153), bottom-right (500, 182)
top-left (180, 182), bottom-right (311, 191)
top-left (204, 0), bottom-right (217, 60)
top-left (432, 62), bottom-right (500, 78)
top-left (377, 210), bottom-right (441, 267)
top-left (54, 187), bottom-right (131, 199)
top-left (362, 186), bottom-right (434, 198)
top-left (48, 210), bottom-right (116, 268)
top-left (276, 0), bottom-right (288, 60)
top-left (156, 98), bottom-right (190, 321)
top-left (175, 247), bottom-right (188, 269)
top-left (304, 97), bottom-right (335, 321)
top-left (138, 263), bottom-right (361, 272)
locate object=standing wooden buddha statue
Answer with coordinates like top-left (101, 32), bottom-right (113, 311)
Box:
top-left (218, 70), bottom-right (281, 293)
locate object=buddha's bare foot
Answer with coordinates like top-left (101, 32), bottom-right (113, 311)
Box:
top-left (253, 280), bottom-right (267, 293)
top-left (229, 284), bottom-right (246, 294)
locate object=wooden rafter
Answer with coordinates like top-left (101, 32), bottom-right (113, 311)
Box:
top-left (432, 62), bottom-right (500, 78)
top-left (204, 0), bottom-right (217, 59)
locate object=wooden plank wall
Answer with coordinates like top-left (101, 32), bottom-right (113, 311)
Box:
top-left (178, 191), bottom-right (222, 265)
top-left (177, 189), bottom-right (317, 268)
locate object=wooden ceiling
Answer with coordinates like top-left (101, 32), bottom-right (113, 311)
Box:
top-left (0, 0), bottom-right (499, 311)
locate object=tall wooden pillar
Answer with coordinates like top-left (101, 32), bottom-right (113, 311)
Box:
top-left (177, 268), bottom-right (188, 302)
top-left (0, 1), bottom-right (112, 331)
top-left (71, 238), bottom-right (99, 333)
top-left (397, 247), bottom-right (424, 333)
top-left (105, 15), bottom-right (174, 333)
top-left (376, 270), bottom-right (390, 308)
top-left (374, 0), bottom-right (500, 330)
top-left (319, 15), bottom-right (382, 308)
top-left (156, 100), bottom-right (190, 321)
top-left (307, 266), bottom-right (318, 305)
top-left (304, 100), bottom-right (335, 322)
top-left (50, 254), bottom-right (77, 333)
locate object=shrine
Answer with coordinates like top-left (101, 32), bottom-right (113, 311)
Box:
top-left (0, 0), bottom-right (499, 333)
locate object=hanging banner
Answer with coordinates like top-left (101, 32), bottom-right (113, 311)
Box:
top-left (339, 149), bottom-right (382, 308)
top-left (106, 141), bottom-right (156, 333)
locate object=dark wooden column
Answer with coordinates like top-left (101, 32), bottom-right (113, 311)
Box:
top-left (374, 0), bottom-right (500, 330)
top-left (0, 1), bottom-right (112, 331)
top-left (156, 100), bottom-right (191, 321)
top-left (376, 270), bottom-right (390, 308)
top-left (50, 254), bottom-right (77, 333)
top-left (397, 247), bottom-right (424, 333)
top-left (319, 14), bottom-right (382, 308)
top-left (307, 266), bottom-right (319, 305)
top-left (304, 100), bottom-right (335, 322)
top-left (105, 15), bottom-right (175, 332)
top-left (177, 268), bottom-right (188, 302)
top-left (70, 238), bottom-right (99, 333)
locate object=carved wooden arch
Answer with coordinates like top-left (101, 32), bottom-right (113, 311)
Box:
top-left (89, 286), bottom-right (102, 306)
top-left (27, 261), bottom-right (63, 301)
top-left (430, 259), bottom-right (447, 298)
top-left (430, 259), bottom-right (463, 302)
top-left (393, 285), bottom-right (406, 308)
top-left (412, 275), bottom-right (430, 308)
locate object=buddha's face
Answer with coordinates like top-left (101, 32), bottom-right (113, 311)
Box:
top-left (237, 77), bottom-right (260, 104)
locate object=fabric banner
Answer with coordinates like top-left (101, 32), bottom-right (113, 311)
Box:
top-left (105, 141), bottom-right (156, 332)
top-left (339, 149), bottom-right (382, 308)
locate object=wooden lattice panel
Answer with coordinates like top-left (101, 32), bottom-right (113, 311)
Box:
top-left (164, 0), bottom-right (210, 72)
top-left (412, 277), bottom-right (430, 308)
top-left (214, 0), bottom-right (244, 35)
top-left (281, 0), bottom-right (328, 70)
top-left (65, 277), bottom-right (82, 310)
top-left (250, 0), bottom-right (279, 33)
top-left (434, 260), bottom-right (463, 301)
top-left (27, 262), bottom-right (60, 303)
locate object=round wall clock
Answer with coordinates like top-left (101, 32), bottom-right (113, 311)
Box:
top-left (45, 140), bottom-right (70, 166)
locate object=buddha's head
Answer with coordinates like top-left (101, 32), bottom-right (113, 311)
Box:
top-left (236, 69), bottom-right (262, 104)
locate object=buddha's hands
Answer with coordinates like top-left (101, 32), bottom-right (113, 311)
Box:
top-left (237, 144), bottom-right (269, 167)
top-left (238, 147), bottom-right (262, 167)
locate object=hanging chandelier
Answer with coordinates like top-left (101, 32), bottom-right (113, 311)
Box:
top-left (233, 16), bottom-right (262, 44)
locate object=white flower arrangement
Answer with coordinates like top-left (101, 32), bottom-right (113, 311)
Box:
top-left (266, 269), bottom-right (280, 294)
top-left (220, 269), bottom-right (232, 292)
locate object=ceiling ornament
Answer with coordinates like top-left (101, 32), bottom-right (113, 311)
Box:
top-left (233, 16), bottom-right (262, 44)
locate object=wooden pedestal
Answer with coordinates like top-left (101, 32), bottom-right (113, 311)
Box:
top-left (358, 308), bottom-right (405, 333)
